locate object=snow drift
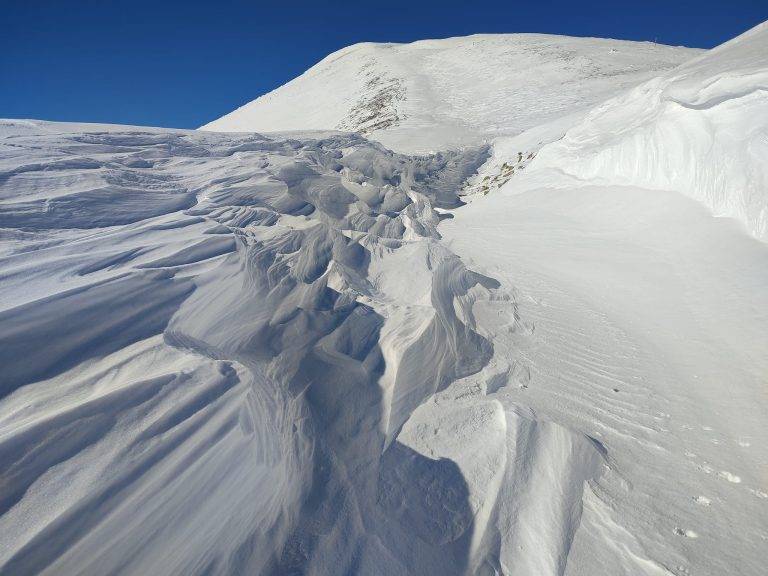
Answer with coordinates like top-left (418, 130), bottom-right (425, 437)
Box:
top-left (533, 22), bottom-right (768, 240)
top-left (438, 21), bottom-right (768, 576)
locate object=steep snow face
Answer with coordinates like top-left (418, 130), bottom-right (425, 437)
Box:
top-left (533, 22), bottom-right (768, 241)
top-left (0, 120), bottom-right (603, 575)
top-left (201, 35), bottom-right (700, 153)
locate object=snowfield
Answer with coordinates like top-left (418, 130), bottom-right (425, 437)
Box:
top-left (1, 23), bottom-right (767, 576)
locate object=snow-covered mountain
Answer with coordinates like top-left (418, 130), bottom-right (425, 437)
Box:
top-left (2, 22), bottom-right (768, 576)
top-left (201, 34), bottom-right (700, 153)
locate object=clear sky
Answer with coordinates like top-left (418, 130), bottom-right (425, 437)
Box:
top-left (2, 0), bottom-right (766, 129)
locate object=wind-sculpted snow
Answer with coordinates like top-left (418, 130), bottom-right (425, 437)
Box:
top-left (0, 120), bottom-right (604, 575)
top-left (533, 21), bottom-right (768, 241)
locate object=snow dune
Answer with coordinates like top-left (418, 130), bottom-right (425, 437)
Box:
top-left (0, 121), bottom-right (602, 574)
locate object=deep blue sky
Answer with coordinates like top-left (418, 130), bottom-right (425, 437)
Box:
top-left (2, 0), bottom-right (765, 128)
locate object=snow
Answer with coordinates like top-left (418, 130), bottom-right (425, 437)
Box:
top-left (201, 34), bottom-right (700, 153)
top-left (0, 120), bottom-right (525, 574)
top-left (441, 180), bottom-right (768, 576)
top-left (532, 21), bottom-right (768, 240)
top-left (2, 21), bottom-right (768, 576)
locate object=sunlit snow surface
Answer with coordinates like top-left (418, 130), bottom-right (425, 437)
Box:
top-left (443, 22), bottom-right (768, 576)
top-left (2, 23), bottom-right (768, 576)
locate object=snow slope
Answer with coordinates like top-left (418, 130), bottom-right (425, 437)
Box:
top-left (201, 35), bottom-right (700, 153)
top-left (533, 21), bottom-right (768, 240)
top-left (443, 180), bottom-right (768, 576)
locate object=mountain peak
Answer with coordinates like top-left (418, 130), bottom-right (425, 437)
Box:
top-left (201, 34), bottom-right (701, 153)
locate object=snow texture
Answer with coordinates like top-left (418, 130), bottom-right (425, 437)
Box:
top-left (0, 121), bottom-right (601, 575)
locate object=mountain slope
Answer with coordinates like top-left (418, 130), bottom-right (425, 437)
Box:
top-left (201, 34), bottom-right (701, 153)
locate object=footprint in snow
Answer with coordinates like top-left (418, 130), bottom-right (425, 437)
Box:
top-left (674, 527), bottom-right (699, 539)
top-left (718, 471), bottom-right (741, 483)
top-left (693, 496), bottom-right (711, 506)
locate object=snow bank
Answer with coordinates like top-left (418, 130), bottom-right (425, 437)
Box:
top-left (533, 21), bottom-right (768, 240)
